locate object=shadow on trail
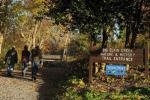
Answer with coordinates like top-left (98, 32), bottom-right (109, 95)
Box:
top-left (0, 62), bottom-right (68, 100)
top-left (0, 58), bottom-right (88, 100)
top-left (0, 68), bottom-right (33, 81)
top-left (38, 61), bottom-right (67, 100)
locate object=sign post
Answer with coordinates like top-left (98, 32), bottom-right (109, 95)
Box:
top-left (89, 61), bottom-right (93, 83)
top-left (145, 41), bottom-right (149, 78)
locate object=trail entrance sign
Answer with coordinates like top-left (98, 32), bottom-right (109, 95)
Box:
top-left (89, 45), bottom-right (149, 82)
top-left (90, 48), bottom-right (145, 65)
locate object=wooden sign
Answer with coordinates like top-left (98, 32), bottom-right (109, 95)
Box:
top-left (90, 48), bottom-right (144, 65)
top-left (89, 46), bottom-right (149, 83)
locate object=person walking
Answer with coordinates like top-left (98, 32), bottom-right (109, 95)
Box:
top-left (31, 45), bottom-right (42, 81)
top-left (5, 46), bottom-right (18, 76)
top-left (21, 45), bottom-right (30, 77)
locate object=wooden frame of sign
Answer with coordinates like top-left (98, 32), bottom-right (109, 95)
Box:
top-left (89, 43), bottom-right (149, 83)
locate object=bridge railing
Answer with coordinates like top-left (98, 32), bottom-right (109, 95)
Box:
top-left (42, 54), bottom-right (63, 62)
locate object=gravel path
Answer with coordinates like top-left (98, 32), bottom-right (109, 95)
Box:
top-left (0, 64), bottom-right (66, 100)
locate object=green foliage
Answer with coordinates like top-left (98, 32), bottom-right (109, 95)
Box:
top-left (61, 85), bottom-right (149, 100)
top-left (68, 34), bottom-right (90, 56)
top-left (112, 87), bottom-right (150, 100)
top-left (68, 76), bottom-right (85, 88)
top-left (47, 0), bottom-right (149, 48)
top-left (83, 91), bottom-right (110, 100)
top-left (64, 88), bottom-right (82, 100)
top-left (58, 74), bottom-right (150, 100)
top-left (122, 87), bottom-right (150, 96)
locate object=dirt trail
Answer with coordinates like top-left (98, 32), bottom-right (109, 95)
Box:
top-left (0, 64), bottom-right (66, 100)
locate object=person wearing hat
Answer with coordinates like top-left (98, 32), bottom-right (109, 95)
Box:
top-left (5, 46), bottom-right (18, 76)
top-left (31, 45), bottom-right (42, 81)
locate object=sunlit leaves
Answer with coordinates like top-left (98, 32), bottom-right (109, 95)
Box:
top-left (25, 0), bottom-right (48, 17)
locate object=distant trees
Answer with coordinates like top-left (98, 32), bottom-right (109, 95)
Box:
top-left (46, 0), bottom-right (150, 49)
top-left (0, 0), bottom-right (69, 55)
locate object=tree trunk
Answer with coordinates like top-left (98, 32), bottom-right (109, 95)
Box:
top-left (125, 24), bottom-right (131, 48)
top-left (130, 0), bottom-right (144, 48)
top-left (130, 24), bottom-right (138, 48)
top-left (32, 22), bottom-right (38, 48)
top-left (0, 34), bottom-right (3, 54)
top-left (102, 29), bottom-right (108, 48)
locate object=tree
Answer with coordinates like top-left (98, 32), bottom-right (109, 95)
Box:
top-left (46, 0), bottom-right (150, 50)
top-left (0, 0), bottom-right (12, 54)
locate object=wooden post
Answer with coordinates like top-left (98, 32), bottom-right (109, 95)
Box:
top-left (126, 64), bottom-right (129, 71)
top-left (89, 34), bottom-right (94, 83)
top-left (102, 63), bottom-right (106, 73)
top-left (145, 41), bottom-right (149, 78)
top-left (95, 62), bottom-right (99, 74)
top-left (89, 59), bottom-right (93, 83)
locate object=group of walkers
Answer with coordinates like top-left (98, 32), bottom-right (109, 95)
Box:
top-left (4, 45), bottom-right (42, 81)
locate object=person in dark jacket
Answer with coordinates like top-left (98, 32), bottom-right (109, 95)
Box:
top-left (5, 46), bottom-right (18, 76)
top-left (21, 45), bottom-right (30, 77)
top-left (31, 45), bottom-right (42, 81)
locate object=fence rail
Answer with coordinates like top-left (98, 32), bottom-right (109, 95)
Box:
top-left (42, 55), bottom-right (63, 62)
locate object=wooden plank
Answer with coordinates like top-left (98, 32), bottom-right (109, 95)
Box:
top-left (42, 55), bottom-right (62, 61)
top-left (42, 55), bottom-right (62, 59)
top-left (42, 59), bottom-right (62, 62)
